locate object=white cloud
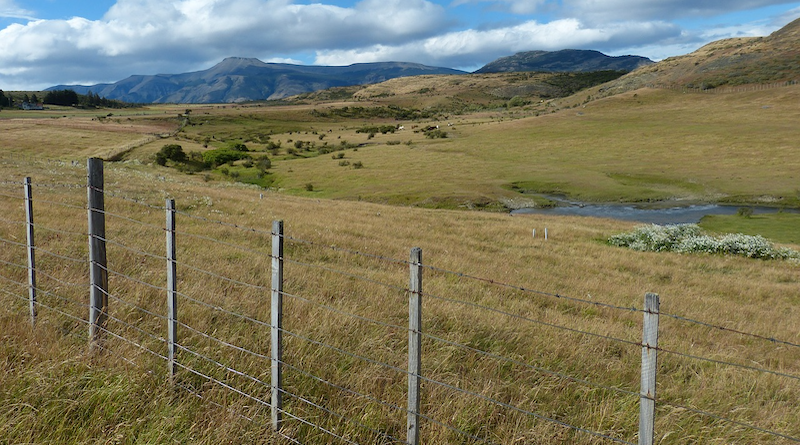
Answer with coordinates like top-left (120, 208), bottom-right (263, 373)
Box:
top-left (454, 0), bottom-right (800, 22)
top-left (315, 18), bottom-right (680, 69)
top-left (0, 0), bottom-right (449, 89)
top-left (0, 0), bottom-right (34, 20)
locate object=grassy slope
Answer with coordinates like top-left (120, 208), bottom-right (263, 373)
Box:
top-left (1, 154), bottom-right (799, 444)
top-left (224, 85), bottom-right (800, 209)
top-left (1, 82), bottom-right (799, 443)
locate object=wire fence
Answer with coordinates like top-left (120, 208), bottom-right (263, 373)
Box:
top-left (1, 160), bottom-right (798, 445)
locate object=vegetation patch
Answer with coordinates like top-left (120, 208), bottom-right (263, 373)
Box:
top-left (608, 224), bottom-right (800, 260)
top-left (699, 212), bottom-right (800, 245)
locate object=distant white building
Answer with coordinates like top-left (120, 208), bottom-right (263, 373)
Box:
top-left (21, 101), bottom-right (44, 110)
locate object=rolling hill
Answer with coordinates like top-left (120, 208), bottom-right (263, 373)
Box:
top-left (474, 49), bottom-right (653, 73)
top-left (602, 17), bottom-right (800, 93)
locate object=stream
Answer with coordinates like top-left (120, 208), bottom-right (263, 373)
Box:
top-left (511, 200), bottom-right (799, 225)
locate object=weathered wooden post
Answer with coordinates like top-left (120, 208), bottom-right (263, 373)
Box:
top-left (166, 199), bottom-right (178, 382)
top-left (639, 292), bottom-right (660, 445)
top-left (24, 177), bottom-right (37, 326)
top-left (87, 158), bottom-right (108, 348)
top-left (271, 220), bottom-right (284, 431)
top-left (407, 247), bottom-right (423, 445)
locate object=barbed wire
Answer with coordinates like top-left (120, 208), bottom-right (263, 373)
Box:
top-left (98, 264), bottom-right (168, 293)
top-left (99, 235), bottom-right (167, 261)
top-left (650, 394), bottom-right (800, 443)
top-left (27, 197), bottom-right (86, 210)
top-left (176, 343), bottom-right (396, 444)
top-left (423, 288), bottom-right (641, 349)
top-left (95, 321), bottom-right (169, 363)
top-left (100, 287), bottom-right (168, 323)
top-left (417, 372), bottom-right (636, 445)
top-left (0, 235), bottom-right (27, 249)
top-left (279, 325), bottom-right (408, 379)
top-left (176, 290), bottom-right (272, 329)
top-left (177, 317), bottom-right (409, 436)
top-left (104, 190), bottom-right (168, 211)
top-left (424, 263), bottom-right (643, 314)
top-left (279, 290), bottom-right (406, 333)
top-left (34, 268), bottom-right (87, 288)
top-left (421, 330), bottom-right (639, 399)
top-left (92, 208), bottom-right (165, 232)
top-left (0, 272), bottom-right (27, 288)
top-left (0, 216), bottom-right (25, 226)
top-left (32, 222), bottom-right (87, 238)
top-left (660, 311), bottom-right (800, 349)
top-left (32, 245), bottom-right (87, 264)
top-left (31, 182), bottom-right (85, 190)
top-left (104, 313), bottom-right (167, 355)
top-left (0, 258), bottom-right (27, 271)
top-left (173, 209), bottom-right (408, 269)
top-left (655, 345), bottom-right (800, 382)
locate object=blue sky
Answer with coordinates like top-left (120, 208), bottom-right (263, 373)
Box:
top-left (2, 0), bottom-right (800, 90)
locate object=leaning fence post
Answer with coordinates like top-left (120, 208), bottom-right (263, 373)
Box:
top-left (24, 177), bottom-right (37, 326)
top-left (87, 158), bottom-right (108, 348)
top-left (639, 292), bottom-right (660, 445)
top-left (407, 247), bottom-right (423, 445)
top-left (271, 220), bottom-right (284, 431)
top-left (166, 199), bottom-right (177, 383)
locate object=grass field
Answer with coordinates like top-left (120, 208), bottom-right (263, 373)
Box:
top-left (1, 80), bottom-right (799, 444)
top-left (89, 84), bottom-right (800, 212)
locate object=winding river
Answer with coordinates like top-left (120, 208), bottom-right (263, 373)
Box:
top-left (511, 201), bottom-right (799, 225)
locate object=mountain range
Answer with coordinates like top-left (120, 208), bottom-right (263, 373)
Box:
top-left (48, 50), bottom-right (653, 104)
top-left (474, 50), bottom-right (653, 74)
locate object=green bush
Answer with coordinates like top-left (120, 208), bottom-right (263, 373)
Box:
top-left (202, 148), bottom-right (250, 167)
top-left (155, 144), bottom-right (186, 165)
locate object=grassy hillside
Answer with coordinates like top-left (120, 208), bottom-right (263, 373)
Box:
top-left (114, 83), bottom-right (800, 211)
top-left (1, 63), bottom-right (799, 443)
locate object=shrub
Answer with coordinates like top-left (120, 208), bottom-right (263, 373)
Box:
top-left (305, 183), bottom-right (314, 192)
top-left (609, 224), bottom-right (800, 260)
top-left (425, 129), bottom-right (448, 139)
top-left (256, 156), bottom-right (271, 171)
top-left (228, 142), bottom-right (249, 152)
top-left (155, 144), bottom-right (186, 165)
top-left (352, 161), bottom-right (364, 169)
top-left (202, 148), bottom-right (250, 167)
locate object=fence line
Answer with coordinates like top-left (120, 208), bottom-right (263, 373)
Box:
top-left (1, 159), bottom-right (798, 444)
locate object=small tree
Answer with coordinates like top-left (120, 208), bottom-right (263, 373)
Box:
top-left (155, 144), bottom-right (187, 165)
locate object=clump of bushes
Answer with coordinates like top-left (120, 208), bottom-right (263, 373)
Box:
top-left (154, 144), bottom-right (187, 165)
top-left (202, 147), bottom-right (251, 166)
top-left (608, 224), bottom-right (800, 260)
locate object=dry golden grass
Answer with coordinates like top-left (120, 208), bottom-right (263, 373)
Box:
top-left (1, 155), bottom-right (798, 444)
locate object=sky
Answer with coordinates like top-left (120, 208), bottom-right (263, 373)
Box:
top-left (1, 0), bottom-right (800, 91)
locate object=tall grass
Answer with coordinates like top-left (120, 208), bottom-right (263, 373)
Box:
top-left (1, 159), bottom-right (798, 444)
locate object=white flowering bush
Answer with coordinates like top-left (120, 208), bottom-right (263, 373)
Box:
top-left (609, 224), bottom-right (800, 261)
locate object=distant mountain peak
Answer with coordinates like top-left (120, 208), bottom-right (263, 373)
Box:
top-left (47, 58), bottom-right (465, 104)
top-left (475, 49), bottom-right (654, 74)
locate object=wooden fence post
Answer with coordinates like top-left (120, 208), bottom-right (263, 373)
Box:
top-left (271, 220), bottom-right (284, 431)
top-left (24, 177), bottom-right (37, 326)
top-left (87, 158), bottom-right (108, 348)
top-left (166, 199), bottom-right (177, 383)
top-left (639, 292), bottom-right (660, 445)
top-left (407, 247), bottom-right (423, 445)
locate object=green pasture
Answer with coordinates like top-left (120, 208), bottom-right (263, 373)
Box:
top-left (700, 212), bottom-right (800, 245)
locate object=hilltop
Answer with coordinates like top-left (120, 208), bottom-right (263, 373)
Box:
top-left (602, 17), bottom-right (800, 93)
top-left (475, 49), bottom-right (653, 74)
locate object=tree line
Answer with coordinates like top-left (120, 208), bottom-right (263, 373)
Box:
top-left (0, 89), bottom-right (131, 109)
